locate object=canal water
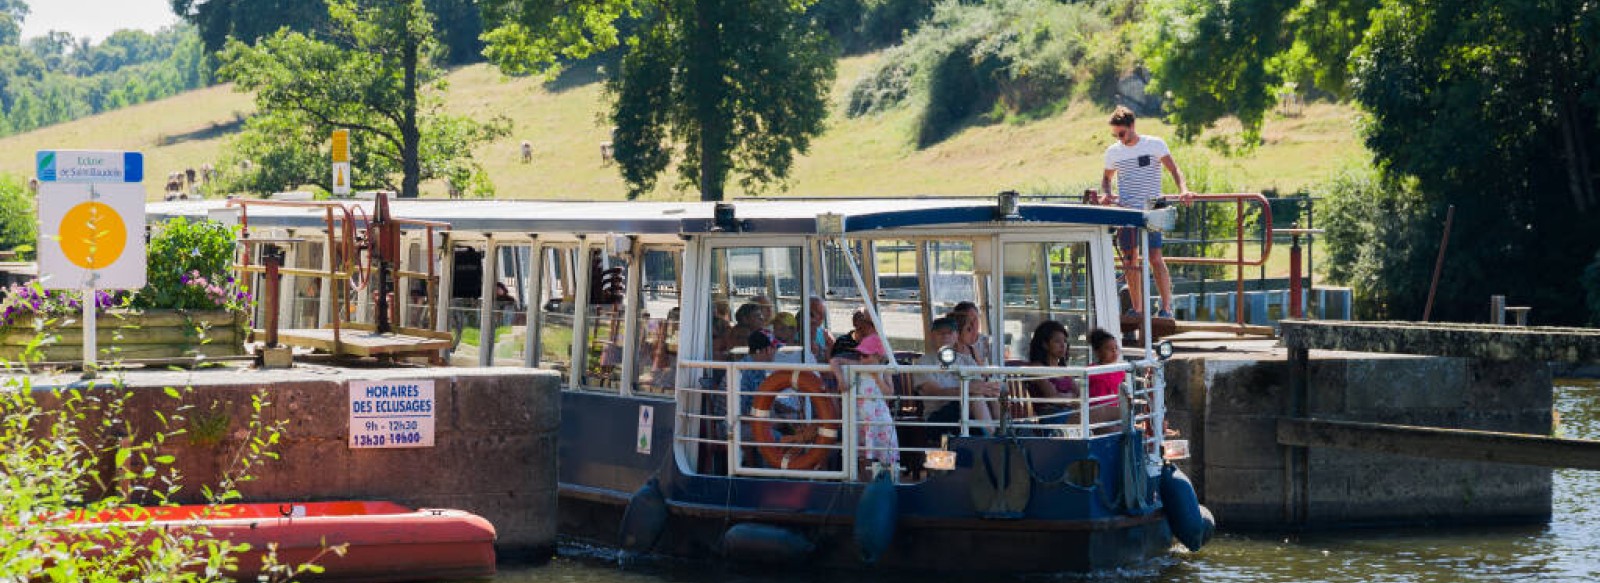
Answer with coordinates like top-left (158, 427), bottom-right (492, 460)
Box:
top-left (490, 380), bottom-right (1600, 583)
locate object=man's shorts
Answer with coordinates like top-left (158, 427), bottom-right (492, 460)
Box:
top-left (1117, 228), bottom-right (1163, 253)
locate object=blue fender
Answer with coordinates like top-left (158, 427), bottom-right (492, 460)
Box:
top-left (1159, 464), bottom-right (1215, 551)
top-left (618, 478), bottom-right (668, 552)
top-left (854, 471), bottom-right (899, 564)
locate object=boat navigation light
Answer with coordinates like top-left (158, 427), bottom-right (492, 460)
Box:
top-left (937, 345), bottom-right (958, 367)
top-left (712, 202), bottom-right (746, 232)
top-left (996, 190), bottom-right (1022, 220)
top-left (924, 449), bottom-right (956, 471)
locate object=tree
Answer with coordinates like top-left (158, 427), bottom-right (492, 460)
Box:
top-left (482, 0), bottom-right (836, 201)
top-left (1344, 0), bottom-right (1600, 324)
top-left (1138, 0), bottom-right (1378, 141)
top-left (216, 0), bottom-right (508, 198)
top-left (0, 0), bottom-right (26, 46)
top-left (171, 0), bottom-right (328, 53)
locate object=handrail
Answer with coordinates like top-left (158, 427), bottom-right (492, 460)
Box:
top-left (1161, 193), bottom-right (1274, 267)
top-left (1159, 192), bottom-right (1274, 327)
top-left (674, 359), bottom-right (1162, 482)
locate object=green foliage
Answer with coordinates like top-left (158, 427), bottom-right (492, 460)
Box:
top-left (216, 0), bottom-right (509, 198)
top-left (1138, 0), bottom-right (1377, 142)
top-left (483, 0), bottom-right (835, 201)
top-left (810, 0), bottom-right (938, 54)
top-left (0, 25), bottom-right (211, 137)
top-left (0, 173), bottom-right (32, 259)
top-left (1316, 164), bottom-right (1438, 320)
top-left (133, 218), bottom-right (245, 312)
top-left (1347, 0), bottom-right (1600, 324)
top-left (0, 363), bottom-right (296, 580)
top-left (845, 0), bottom-right (1126, 146)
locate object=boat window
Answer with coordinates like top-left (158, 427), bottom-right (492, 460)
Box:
top-left (633, 247), bottom-right (682, 396)
top-left (927, 240), bottom-right (980, 317)
top-left (535, 246), bottom-right (577, 373)
top-left (289, 239), bottom-right (325, 330)
top-left (581, 246), bottom-right (630, 391)
top-left (706, 245), bottom-right (805, 370)
top-left (1001, 241), bottom-right (1096, 365)
top-left (445, 244), bottom-right (485, 365)
top-left (400, 241), bottom-right (426, 329)
top-left (490, 245), bottom-right (533, 366)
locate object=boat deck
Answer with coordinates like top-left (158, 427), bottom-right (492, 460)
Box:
top-left (271, 326), bottom-right (453, 358)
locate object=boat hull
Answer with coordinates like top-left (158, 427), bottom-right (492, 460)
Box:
top-left (81, 501), bottom-right (496, 582)
top-left (558, 391), bottom-right (1175, 573)
top-left (561, 485), bottom-right (1171, 573)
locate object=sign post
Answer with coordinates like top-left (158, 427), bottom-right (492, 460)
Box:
top-left (331, 129), bottom-right (351, 197)
top-left (36, 150), bottom-right (146, 377)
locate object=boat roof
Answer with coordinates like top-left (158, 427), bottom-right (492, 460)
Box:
top-left (146, 198), bottom-right (1148, 235)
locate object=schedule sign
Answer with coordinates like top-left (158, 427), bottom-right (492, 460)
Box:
top-left (348, 379), bottom-right (436, 449)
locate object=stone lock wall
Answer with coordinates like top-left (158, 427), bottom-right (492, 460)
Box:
top-left (1163, 352), bottom-right (1553, 529)
top-left (31, 366), bottom-right (561, 562)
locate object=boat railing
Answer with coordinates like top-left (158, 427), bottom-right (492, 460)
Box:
top-left (677, 359), bottom-right (1163, 482)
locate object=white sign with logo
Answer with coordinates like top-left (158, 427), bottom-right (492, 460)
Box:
top-left (637, 405), bottom-right (654, 455)
top-left (35, 150), bottom-right (146, 291)
top-left (349, 379), bottom-right (436, 449)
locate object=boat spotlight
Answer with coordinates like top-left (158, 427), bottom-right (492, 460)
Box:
top-left (996, 190), bottom-right (1022, 220)
top-left (1156, 340), bottom-right (1175, 361)
top-left (713, 202), bottom-right (745, 232)
top-left (937, 345), bottom-right (958, 367)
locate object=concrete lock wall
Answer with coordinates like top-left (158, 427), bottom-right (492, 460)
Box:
top-left (1164, 353), bottom-right (1553, 529)
top-left (32, 367), bottom-right (561, 562)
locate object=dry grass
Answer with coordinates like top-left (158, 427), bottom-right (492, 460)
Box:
top-left (0, 52), bottom-right (1369, 201)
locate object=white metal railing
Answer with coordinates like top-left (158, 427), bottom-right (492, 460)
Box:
top-left (676, 358), bottom-right (1166, 482)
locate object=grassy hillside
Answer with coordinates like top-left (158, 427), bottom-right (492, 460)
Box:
top-left (0, 53), bottom-right (1368, 201)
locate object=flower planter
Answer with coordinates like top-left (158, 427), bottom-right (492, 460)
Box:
top-left (0, 310), bottom-right (247, 362)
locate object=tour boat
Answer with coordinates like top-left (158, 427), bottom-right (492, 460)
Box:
top-left (74, 501), bottom-right (496, 581)
top-left (148, 193), bottom-right (1211, 573)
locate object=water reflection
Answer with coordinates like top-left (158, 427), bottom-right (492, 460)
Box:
top-left (492, 381), bottom-right (1600, 583)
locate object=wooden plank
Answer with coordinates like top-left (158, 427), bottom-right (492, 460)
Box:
top-left (274, 328), bottom-right (451, 357)
top-left (1170, 320), bottom-right (1276, 337)
top-left (1277, 417), bottom-right (1600, 471)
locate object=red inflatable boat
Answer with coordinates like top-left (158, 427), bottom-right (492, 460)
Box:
top-left (76, 501), bottom-right (496, 582)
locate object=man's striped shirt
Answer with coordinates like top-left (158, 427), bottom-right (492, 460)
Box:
top-left (1104, 135), bottom-right (1170, 211)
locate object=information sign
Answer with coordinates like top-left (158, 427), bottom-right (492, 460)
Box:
top-left (348, 379), bottom-right (436, 449)
top-left (331, 130), bottom-right (351, 196)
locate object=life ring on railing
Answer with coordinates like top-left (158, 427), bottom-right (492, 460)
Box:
top-left (749, 371), bottom-right (841, 471)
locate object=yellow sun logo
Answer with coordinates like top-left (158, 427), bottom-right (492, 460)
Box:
top-left (58, 201), bottom-right (127, 270)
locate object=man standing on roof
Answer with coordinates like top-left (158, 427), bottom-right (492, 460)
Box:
top-left (1099, 105), bottom-right (1194, 319)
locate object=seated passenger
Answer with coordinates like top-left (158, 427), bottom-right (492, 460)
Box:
top-left (914, 316), bottom-right (1001, 434)
top-left (807, 296), bottom-right (833, 363)
top-left (830, 308), bottom-right (873, 358)
top-left (1025, 320), bottom-right (1079, 420)
top-left (773, 311), bottom-right (800, 347)
top-left (1086, 327), bottom-right (1126, 429)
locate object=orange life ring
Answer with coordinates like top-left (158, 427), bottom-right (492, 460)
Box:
top-left (748, 371), bottom-right (841, 470)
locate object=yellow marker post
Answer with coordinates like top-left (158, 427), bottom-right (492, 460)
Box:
top-left (332, 130), bottom-right (352, 196)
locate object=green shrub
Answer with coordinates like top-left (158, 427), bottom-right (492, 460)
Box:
top-left (133, 218), bottom-right (248, 312)
top-left (1316, 164), bottom-right (1435, 320)
top-left (845, 0), bottom-right (1121, 145)
top-left (0, 174), bottom-right (35, 260)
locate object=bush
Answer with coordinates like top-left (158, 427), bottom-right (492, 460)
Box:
top-left (0, 361), bottom-right (303, 579)
top-left (1316, 164), bottom-right (1437, 319)
top-left (845, 0), bottom-right (1122, 145)
top-left (133, 218), bottom-right (249, 312)
top-left (0, 174), bottom-right (35, 260)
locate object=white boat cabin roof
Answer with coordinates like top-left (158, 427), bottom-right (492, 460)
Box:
top-left (145, 197), bottom-right (1148, 236)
